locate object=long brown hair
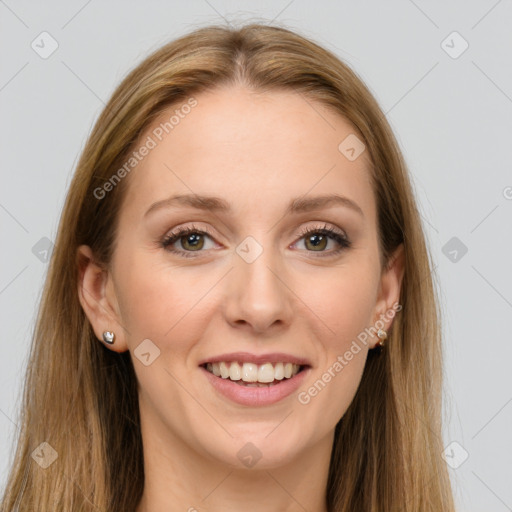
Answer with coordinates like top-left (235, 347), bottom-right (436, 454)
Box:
top-left (1, 23), bottom-right (455, 511)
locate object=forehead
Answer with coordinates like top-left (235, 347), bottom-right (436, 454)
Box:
top-left (120, 86), bottom-right (375, 223)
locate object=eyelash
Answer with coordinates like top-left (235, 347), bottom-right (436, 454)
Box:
top-left (160, 223), bottom-right (352, 258)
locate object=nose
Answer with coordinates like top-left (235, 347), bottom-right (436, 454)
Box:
top-left (222, 244), bottom-right (294, 334)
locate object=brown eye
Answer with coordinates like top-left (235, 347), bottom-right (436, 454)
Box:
top-left (179, 232), bottom-right (205, 251)
top-left (293, 225), bottom-right (351, 257)
top-left (161, 225), bottom-right (216, 258)
top-left (303, 233), bottom-right (328, 251)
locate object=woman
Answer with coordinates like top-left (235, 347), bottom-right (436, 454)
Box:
top-left (0, 23), bottom-right (456, 511)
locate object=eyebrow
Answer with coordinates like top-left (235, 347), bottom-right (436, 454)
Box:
top-left (144, 193), bottom-right (364, 218)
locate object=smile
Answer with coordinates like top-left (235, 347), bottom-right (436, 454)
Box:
top-left (200, 362), bottom-right (310, 406)
top-left (203, 361), bottom-right (302, 386)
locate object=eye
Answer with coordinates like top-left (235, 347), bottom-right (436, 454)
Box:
top-left (160, 223), bottom-right (351, 259)
top-left (292, 223), bottom-right (351, 257)
top-left (160, 224), bottom-right (217, 258)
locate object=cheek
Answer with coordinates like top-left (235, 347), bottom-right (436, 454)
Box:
top-left (297, 264), bottom-right (378, 348)
top-left (113, 251), bottom-right (216, 348)
top-left (297, 265), bottom-right (378, 423)
top-left (296, 329), bottom-right (370, 442)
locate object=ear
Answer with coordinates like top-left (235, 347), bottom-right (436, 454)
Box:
top-left (371, 243), bottom-right (405, 348)
top-left (77, 245), bottom-right (129, 352)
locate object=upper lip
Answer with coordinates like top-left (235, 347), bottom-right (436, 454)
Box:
top-left (198, 351), bottom-right (311, 367)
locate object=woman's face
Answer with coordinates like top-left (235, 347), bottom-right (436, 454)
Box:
top-left (80, 85), bottom-right (403, 470)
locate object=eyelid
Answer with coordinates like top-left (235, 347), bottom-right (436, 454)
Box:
top-left (293, 222), bottom-right (348, 242)
top-left (163, 223), bottom-right (215, 240)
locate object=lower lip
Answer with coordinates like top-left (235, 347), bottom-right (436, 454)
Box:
top-left (200, 366), bottom-right (311, 406)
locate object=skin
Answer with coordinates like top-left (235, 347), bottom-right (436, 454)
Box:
top-left (78, 85), bottom-right (404, 512)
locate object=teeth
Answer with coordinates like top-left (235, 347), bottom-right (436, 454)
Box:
top-left (219, 362), bottom-right (230, 379)
top-left (274, 362), bottom-right (284, 380)
top-left (258, 363), bottom-right (274, 383)
top-left (229, 362), bottom-right (241, 381)
top-left (242, 362), bottom-right (258, 382)
top-left (207, 361), bottom-right (301, 383)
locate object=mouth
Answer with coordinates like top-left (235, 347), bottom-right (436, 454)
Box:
top-left (200, 361), bottom-right (308, 388)
top-left (198, 352), bottom-right (312, 406)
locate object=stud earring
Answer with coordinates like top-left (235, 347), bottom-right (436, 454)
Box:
top-left (376, 328), bottom-right (387, 348)
top-left (102, 331), bottom-right (115, 345)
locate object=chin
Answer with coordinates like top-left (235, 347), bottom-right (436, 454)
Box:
top-left (200, 431), bottom-right (306, 471)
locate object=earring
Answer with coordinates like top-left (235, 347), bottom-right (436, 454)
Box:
top-left (376, 328), bottom-right (387, 348)
top-left (102, 331), bottom-right (115, 345)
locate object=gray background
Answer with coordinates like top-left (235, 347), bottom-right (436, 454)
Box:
top-left (1, 1), bottom-right (511, 510)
